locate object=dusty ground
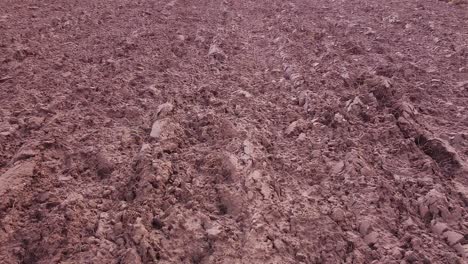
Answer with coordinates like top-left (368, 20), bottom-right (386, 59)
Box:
top-left (0, 0), bottom-right (467, 263)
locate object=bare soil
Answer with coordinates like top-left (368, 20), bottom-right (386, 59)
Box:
top-left (0, 0), bottom-right (467, 263)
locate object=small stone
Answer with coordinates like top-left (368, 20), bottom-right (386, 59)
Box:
top-left (156, 102), bottom-right (174, 119)
top-left (364, 231), bottom-right (379, 246)
top-left (150, 120), bottom-right (166, 138)
top-left (331, 208), bottom-right (345, 222)
top-left (443, 231), bottom-right (464, 246)
top-left (430, 222), bottom-right (448, 235)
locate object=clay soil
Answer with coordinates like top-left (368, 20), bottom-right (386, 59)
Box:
top-left (1, 0), bottom-right (468, 263)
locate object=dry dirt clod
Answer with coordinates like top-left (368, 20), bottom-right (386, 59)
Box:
top-left (205, 222), bottom-right (222, 239)
top-left (11, 145), bottom-right (38, 163)
top-left (150, 119), bottom-right (166, 138)
top-left (452, 243), bottom-right (466, 257)
top-left (273, 238), bottom-right (286, 252)
top-left (208, 43), bottom-right (226, 61)
top-left (346, 96), bottom-right (364, 112)
top-left (35, 192), bottom-right (50, 203)
top-left (419, 203), bottom-right (430, 218)
top-left (430, 221), bottom-right (449, 235)
top-left (0, 161), bottom-right (36, 195)
top-left (359, 220), bottom-right (372, 236)
top-left (295, 252), bottom-right (307, 262)
top-left (404, 251), bottom-right (419, 262)
top-left (452, 180), bottom-right (468, 204)
top-left (443, 231), bottom-right (464, 246)
top-left (120, 248), bottom-right (142, 264)
top-left (176, 34), bottom-right (186, 41)
top-left (285, 119), bottom-right (306, 136)
top-left (149, 119), bottom-right (182, 142)
top-left (285, 121), bottom-right (298, 135)
top-left (62, 71), bottom-right (72, 78)
top-left (156, 102), bottom-right (174, 119)
top-left (402, 217), bottom-right (416, 230)
top-left (152, 159), bottom-right (172, 183)
top-left (330, 160), bottom-right (345, 175)
top-left (298, 91), bottom-right (308, 106)
top-left (0, 122), bottom-right (18, 136)
top-left (243, 139), bottom-right (254, 156)
top-left (27, 116), bottom-right (45, 130)
top-left (237, 90), bottom-right (252, 98)
top-left (331, 208), bottom-right (345, 222)
top-left (296, 132), bottom-right (306, 141)
top-left (390, 247), bottom-right (403, 259)
top-left (364, 231), bottom-right (379, 246)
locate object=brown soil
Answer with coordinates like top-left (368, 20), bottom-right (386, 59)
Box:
top-left (1, 0), bottom-right (467, 263)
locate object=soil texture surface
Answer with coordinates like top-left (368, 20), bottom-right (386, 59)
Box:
top-left (1, 0), bottom-right (468, 263)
